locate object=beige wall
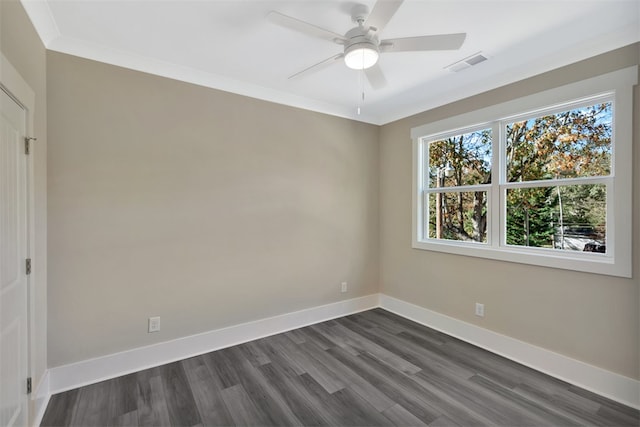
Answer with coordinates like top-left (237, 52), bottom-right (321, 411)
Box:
top-left (379, 44), bottom-right (640, 380)
top-left (0, 0), bottom-right (48, 409)
top-left (47, 52), bottom-right (380, 366)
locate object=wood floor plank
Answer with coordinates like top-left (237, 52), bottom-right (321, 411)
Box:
top-left (382, 403), bottom-right (429, 426)
top-left (296, 325), bottom-right (335, 350)
top-left (257, 362), bottom-right (334, 426)
top-left (267, 333), bottom-right (345, 394)
top-left (284, 328), bottom-right (307, 344)
top-left (441, 337), bottom-right (550, 389)
top-left (297, 339), bottom-right (396, 412)
top-left (107, 373), bottom-right (138, 421)
top-left (394, 327), bottom-right (449, 353)
top-left (568, 384), bottom-right (640, 419)
top-left (237, 340), bottom-right (271, 367)
top-left (40, 308), bottom-right (640, 427)
top-left (68, 381), bottom-right (112, 426)
top-left (289, 373), bottom-right (351, 426)
top-left (428, 415), bottom-right (463, 427)
top-left (512, 382), bottom-right (606, 426)
top-left (387, 329), bottom-right (477, 381)
top-left (413, 368), bottom-right (550, 426)
top-left (158, 362), bottom-right (201, 426)
top-left (308, 322), bottom-right (361, 356)
top-left (355, 350), bottom-right (492, 427)
top-left (108, 410), bottom-right (139, 427)
top-left (135, 373), bottom-right (172, 427)
top-left (220, 384), bottom-right (269, 426)
top-left (469, 374), bottom-right (583, 426)
top-left (40, 389), bottom-right (79, 427)
top-left (340, 316), bottom-right (475, 380)
top-left (204, 348), bottom-right (242, 389)
top-left (355, 309), bottom-right (420, 335)
top-left (274, 366), bottom-right (393, 427)
top-left (182, 355), bottom-right (235, 426)
top-left (365, 309), bottom-right (449, 344)
top-left (596, 404), bottom-right (640, 426)
top-left (340, 311), bottom-right (387, 331)
top-left (403, 371), bottom-right (494, 427)
top-left (324, 387), bottom-right (395, 426)
top-left (326, 345), bottom-right (440, 425)
top-left (252, 337), bottom-right (307, 379)
top-left (226, 345), bottom-right (304, 426)
top-left (331, 321), bottom-right (422, 375)
top-left (346, 348), bottom-right (489, 427)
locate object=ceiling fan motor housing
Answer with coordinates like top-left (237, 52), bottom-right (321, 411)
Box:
top-left (343, 27), bottom-right (380, 69)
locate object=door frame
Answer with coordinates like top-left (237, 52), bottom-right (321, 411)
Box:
top-left (1, 51), bottom-right (37, 423)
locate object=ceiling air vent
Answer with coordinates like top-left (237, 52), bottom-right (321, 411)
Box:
top-left (445, 52), bottom-right (488, 72)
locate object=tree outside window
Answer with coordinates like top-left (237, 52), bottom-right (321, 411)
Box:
top-left (504, 102), bottom-right (611, 252)
top-left (426, 102), bottom-right (611, 253)
top-left (427, 128), bottom-right (491, 243)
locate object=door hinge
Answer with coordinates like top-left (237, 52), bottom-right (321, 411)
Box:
top-left (24, 137), bottom-right (37, 155)
top-left (27, 377), bottom-right (32, 394)
top-left (26, 258), bottom-right (32, 275)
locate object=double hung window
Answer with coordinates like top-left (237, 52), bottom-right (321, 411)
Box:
top-left (412, 67), bottom-right (636, 277)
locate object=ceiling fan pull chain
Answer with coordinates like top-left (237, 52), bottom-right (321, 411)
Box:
top-left (357, 69), bottom-right (363, 115)
top-left (361, 69), bottom-right (366, 103)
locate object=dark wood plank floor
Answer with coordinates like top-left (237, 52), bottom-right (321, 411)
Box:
top-left (41, 309), bottom-right (640, 426)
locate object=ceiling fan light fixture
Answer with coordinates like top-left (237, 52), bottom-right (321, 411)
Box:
top-left (344, 44), bottom-right (379, 70)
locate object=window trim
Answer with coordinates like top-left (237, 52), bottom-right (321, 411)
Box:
top-left (412, 66), bottom-right (636, 278)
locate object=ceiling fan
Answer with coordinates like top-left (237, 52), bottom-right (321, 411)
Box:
top-left (267, 0), bottom-right (466, 89)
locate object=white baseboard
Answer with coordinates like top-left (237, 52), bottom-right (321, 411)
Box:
top-left (48, 294), bottom-right (380, 394)
top-left (379, 294), bottom-right (640, 409)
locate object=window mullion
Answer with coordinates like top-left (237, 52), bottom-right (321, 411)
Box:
top-left (491, 120), bottom-right (502, 248)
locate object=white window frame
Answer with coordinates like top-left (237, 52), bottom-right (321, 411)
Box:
top-left (412, 66), bottom-right (636, 278)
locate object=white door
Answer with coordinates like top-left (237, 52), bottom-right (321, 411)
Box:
top-left (0, 87), bottom-right (29, 427)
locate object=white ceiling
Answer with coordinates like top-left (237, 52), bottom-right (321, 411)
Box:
top-left (22, 0), bottom-right (640, 125)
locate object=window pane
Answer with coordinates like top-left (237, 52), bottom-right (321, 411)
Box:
top-left (428, 191), bottom-right (488, 243)
top-left (506, 184), bottom-right (606, 252)
top-left (428, 128), bottom-right (492, 188)
top-left (506, 102), bottom-right (612, 182)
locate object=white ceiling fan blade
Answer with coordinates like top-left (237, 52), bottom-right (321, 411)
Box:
top-left (365, 64), bottom-right (387, 89)
top-left (365, 0), bottom-right (404, 33)
top-left (380, 33), bottom-right (467, 52)
top-left (288, 53), bottom-right (345, 80)
top-left (268, 11), bottom-right (346, 44)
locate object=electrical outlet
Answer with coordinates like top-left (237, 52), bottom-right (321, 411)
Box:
top-left (475, 303), bottom-right (485, 317)
top-left (341, 282), bottom-right (348, 293)
top-left (148, 316), bottom-right (161, 333)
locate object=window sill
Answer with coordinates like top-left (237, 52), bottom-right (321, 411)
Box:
top-left (411, 239), bottom-right (629, 278)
